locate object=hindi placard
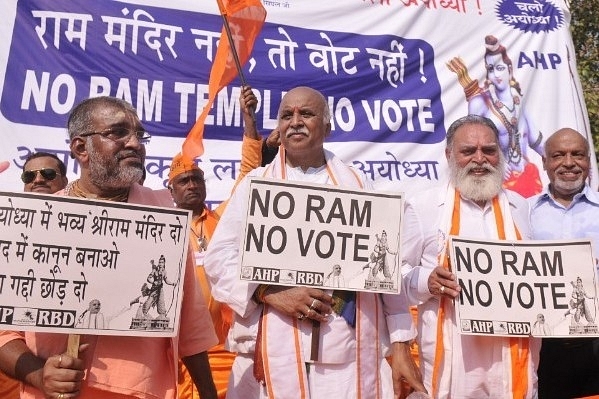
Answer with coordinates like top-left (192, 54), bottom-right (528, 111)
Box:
top-left (0, 191), bottom-right (191, 337)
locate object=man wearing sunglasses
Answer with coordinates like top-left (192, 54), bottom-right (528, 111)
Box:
top-left (0, 152), bottom-right (68, 399)
top-left (0, 96), bottom-right (218, 399)
top-left (21, 152), bottom-right (68, 194)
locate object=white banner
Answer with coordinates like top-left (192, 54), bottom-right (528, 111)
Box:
top-left (0, 0), bottom-right (594, 204)
top-left (450, 237), bottom-right (599, 337)
top-left (0, 191), bottom-right (191, 337)
top-left (239, 178), bottom-right (403, 293)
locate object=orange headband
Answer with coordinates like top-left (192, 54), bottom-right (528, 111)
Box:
top-left (168, 153), bottom-right (200, 183)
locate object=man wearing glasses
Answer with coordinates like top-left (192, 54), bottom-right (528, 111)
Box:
top-left (21, 152), bottom-right (68, 194)
top-left (0, 96), bottom-right (218, 399)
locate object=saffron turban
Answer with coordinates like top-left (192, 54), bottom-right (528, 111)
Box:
top-left (168, 153), bottom-right (201, 183)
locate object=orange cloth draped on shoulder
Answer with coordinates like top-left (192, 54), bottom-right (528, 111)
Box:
top-left (0, 371), bottom-right (20, 399)
top-left (181, 0), bottom-right (266, 159)
top-left (430, 190), bottom-right (529, 398)
top-left (502, 162), bottom-right (542, 198)
top-left (409, 306), bottom-right (419, 365)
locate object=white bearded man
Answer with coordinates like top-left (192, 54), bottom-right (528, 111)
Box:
top-left (401, 114), bottom-right (540, 398)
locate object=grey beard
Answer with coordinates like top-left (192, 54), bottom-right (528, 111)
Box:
top-left (87, 141), bottom-right (143, 189)
top-left (552, 175), bottom-right (585, 195)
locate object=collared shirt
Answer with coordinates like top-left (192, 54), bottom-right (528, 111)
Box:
top-left (529, 185), bottom-right (599, 275)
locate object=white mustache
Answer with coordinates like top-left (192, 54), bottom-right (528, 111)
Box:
top-left (285, 128), bottom-right (309, 137)
top-left (464, 162), bottom-right (496, 173)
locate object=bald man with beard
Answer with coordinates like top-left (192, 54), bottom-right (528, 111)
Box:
top-left (529, 127), bottom-right (599, 399)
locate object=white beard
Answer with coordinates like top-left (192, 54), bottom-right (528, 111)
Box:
top-left (449, 155), bottom-right (505, 202)
top-left (552, 168), bottom-right (585, 195)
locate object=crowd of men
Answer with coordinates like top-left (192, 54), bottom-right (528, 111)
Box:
top-left (0, 86), bottom-right (597, 399)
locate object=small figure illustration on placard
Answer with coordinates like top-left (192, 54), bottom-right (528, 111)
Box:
top-left (564, 277), bottom-right (598, 334)
top-left (76, 298), bottom-right (105, 329)
top-left (129, 255), bottom-right (177, 330)
top-left (531, 313), bottom-right (552, 336)
top-left (362, 230), bottom-right (398, 291)
top-left (324, 264), bottom-right (345, 288)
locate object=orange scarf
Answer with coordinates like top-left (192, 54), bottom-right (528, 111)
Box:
top-left (258, 148), bottom-right (384, 399)
top-left (431, 189), bottom-right (529, 398)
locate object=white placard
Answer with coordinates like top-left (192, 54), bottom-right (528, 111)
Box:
top-left (450, 237), bottom-right (599, 337)
top-left (0, 191), bottom-right (191, 337)
top-left (239, 178), bottom-right (403, 293)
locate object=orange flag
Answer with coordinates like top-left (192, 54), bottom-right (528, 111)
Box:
top-left (181, 0), bottom-right (266, 159)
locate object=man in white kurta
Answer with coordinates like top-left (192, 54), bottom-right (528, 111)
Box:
top-left (401, 115), bottom-right (540, 398)
top-left (204, 86), bottom-right (426, 399)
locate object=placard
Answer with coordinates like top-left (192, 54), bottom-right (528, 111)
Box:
top-left (239, 178), bottom-right (403, 293)
top-left (0, 191), bottom-right (191, 337)
top-left (450, 237), bottom-right (599, 337)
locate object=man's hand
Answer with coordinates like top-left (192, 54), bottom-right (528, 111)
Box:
top-left (390, 341), bottom-right (427, 399)
top-left (427, 266), bottom-right (460, 298)
top-left (262, 286), bottom-right (333, 322)
top-left (240, 85), bottom-right (258, 138)
top-left (40, 351), bottom-right (86, 399)
top-left (0, 340), bottom-right (87, 398)
top-left (265, 129), bottom-right (281, 149)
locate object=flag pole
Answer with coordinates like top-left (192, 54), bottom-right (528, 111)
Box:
top-left (216, 0), bottom-right (255, 119)
top-left (221, 17), bottom-right (247, 86)
top-left (216, 0), bottom-right (247, 86)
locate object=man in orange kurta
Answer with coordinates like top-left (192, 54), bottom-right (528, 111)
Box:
top-left (0, 371), bottom-right (19, 399)
top-left (0, 95), bottom-right (218, 399)
top-left (172, 86), bottom-right (266, 399)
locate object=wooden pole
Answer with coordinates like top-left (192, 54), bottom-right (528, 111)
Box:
top-left (310, 320), bottom-right (320, 361)
top-left (66, 334), bottom-right (80, 358)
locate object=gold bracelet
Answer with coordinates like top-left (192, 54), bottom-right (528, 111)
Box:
top-left (464, 80), bottom-right (483, 101)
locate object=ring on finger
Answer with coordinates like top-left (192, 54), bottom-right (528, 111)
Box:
top-left (58, 354), bottom-right (63, 368)
top-left (310, 298), bottom-right (318, 309)
top-left (440, 285), bottom-right (446, 294)
top-left (297, 313), bottom-right (305, 320)
top-left (57, 393), bottom-right (64, 399)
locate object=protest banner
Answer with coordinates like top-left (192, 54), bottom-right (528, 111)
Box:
top-left (0, 191), bottom-right (191, 337)
top-left (239, 177), bottom-right (403, 293)
top-left (450, 237), bottom-right (599, 337)
top-left (0, 0), bottom-right (594, 204)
